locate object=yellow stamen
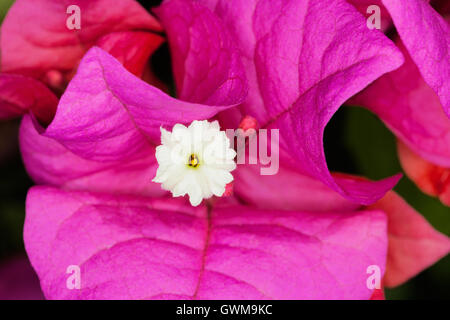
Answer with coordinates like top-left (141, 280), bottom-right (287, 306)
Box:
top-left (188, 154), bottom-right (199, 168)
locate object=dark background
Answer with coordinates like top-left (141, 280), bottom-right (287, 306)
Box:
top-left (0, 0), bottom-right (448, 300)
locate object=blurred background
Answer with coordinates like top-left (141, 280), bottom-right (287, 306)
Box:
top-left (0, 0), bottom-right (448, 300)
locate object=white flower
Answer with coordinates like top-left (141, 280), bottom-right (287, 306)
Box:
top-left (152, 120), bottom-right (236, 206)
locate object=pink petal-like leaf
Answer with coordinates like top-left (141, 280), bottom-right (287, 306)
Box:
top-left (382, 0), bottom-right (450, 117)
top-left (25, 186), bottom-right (388, 299)
top-left (203, 0), bottom-right (404, 204)
top-left (397, 141), bottom-right (450, 207)
top-left (351, 39), bottom-right (450, 167)
top-left (370, 191), bottom-right (450, 287)
top-left (0, 0), bottom-right (162, 82)
top-left (19, 114), bottom-right (166, 197)
top-left (95, 31), bottom-right (164, 79)
top-left (233, 162), bottom-right (361, 212)
top-left (43, 47), bottom-right (242, 161)
top-left (369, 287), bottom-right (385, 300)
top-left (0, 74), bottom-right (57, 124)
top-left (154, 0), bottom-right (248, 106)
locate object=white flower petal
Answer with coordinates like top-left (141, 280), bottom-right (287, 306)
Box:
top-left (152, 120), bottom-right (236, 206)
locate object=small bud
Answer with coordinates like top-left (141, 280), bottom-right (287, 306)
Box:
top-left (44, 70), bottom-right (64, 91)
top-left (238, 115), bottom-right (258, 135)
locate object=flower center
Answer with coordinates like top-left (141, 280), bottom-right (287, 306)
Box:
top-left (188, 154), bottom-right (200, 168)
